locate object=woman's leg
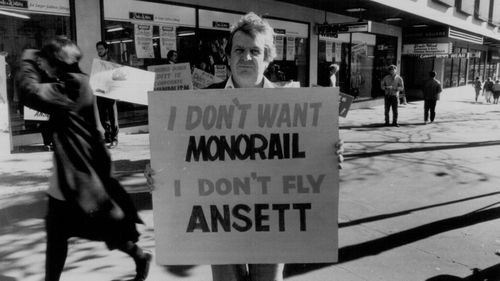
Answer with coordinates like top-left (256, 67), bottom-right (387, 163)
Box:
top-left (45, 198), bottom-right (69, 281)
top-left (248, 263), bottom-right (284, 281)
top-left (117, 241), bottom-right (152, 281)
top-left (211, 264), bottom-right (248, 281)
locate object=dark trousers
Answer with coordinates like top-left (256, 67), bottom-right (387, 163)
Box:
top-left (424, 99), bottom-right (437, 122)
top-left (96, 96), bottom-right (118, 143)
top-left (384, 95), bottom-right (398, 124)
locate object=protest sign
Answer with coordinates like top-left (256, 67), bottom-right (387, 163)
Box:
top-left (89, 59), bottom-right (155, 105)
top-left (23, 107), bottom-right (49, 121)
top-left (191, 68), bottom-right (223, 89)
top-left (148, 87), bottom-right (339, 265)
top-left (134, 24), bottom-right (154, 58)
top-left (339, 93), bottom-right (354, 118)
top-left (148, 63), bottom-right (193, 91)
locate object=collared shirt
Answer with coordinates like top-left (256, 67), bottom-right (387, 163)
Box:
top-left (224, 76), bottom-right (275, 89)
top-left (381, 74), bottom-right (404, 97)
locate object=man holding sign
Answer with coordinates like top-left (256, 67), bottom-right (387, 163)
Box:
top-left (148, 12), bottom-right (342, 281)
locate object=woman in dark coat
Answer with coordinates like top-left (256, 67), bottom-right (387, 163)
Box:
top-left (16, 36), bottom-right (151, 281)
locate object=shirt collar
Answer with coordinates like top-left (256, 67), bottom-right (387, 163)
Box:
top-left (225, 76), bottom-right (275, 89)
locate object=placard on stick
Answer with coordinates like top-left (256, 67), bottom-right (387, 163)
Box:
top-left (148, 87), bottom-right (340, 265)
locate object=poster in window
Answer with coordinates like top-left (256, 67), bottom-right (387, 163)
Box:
top-left (335, 43), bottom-right (342, 62)
top-left (214, 65), bottom-right (227, 81)
top-left (134, 24), bottom-right (154, 59)
top-left (286, 37), bottom-right (295, 61)
top-left (274, 36), bottom-right (284, 61)
top-left (160, 25), bottom-right (177, 59)
top-left (325, 41), bottom-right (333, 62)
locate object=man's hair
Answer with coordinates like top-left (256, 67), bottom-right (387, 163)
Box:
top-left (96, 41), bottom-right (108, 49)
top-left (329, 64), bottom-right (339, 72)
top-left (167, 50), bottom-right (177, 60)
top-left (226, 12), bottom-right (276, 62)
top-left (39, 36), bottom-right (82, 72)
top-left (429, 71), bottom-right (436, 78)
top-left (388, 64), bottom-right (397, 70)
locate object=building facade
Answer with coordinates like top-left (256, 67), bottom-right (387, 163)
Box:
top-left (2, 0), bottom-right (499, 150)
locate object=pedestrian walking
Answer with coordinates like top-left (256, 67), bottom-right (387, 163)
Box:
top-left (493, 80), bottom-right (500, 104)
top-left (483, 77), bottom-right (494, 103)
top-left (95, 41), bottom-right (119, 148)
top-left (381, 64), bottom-right (404, 127)
top-left (16, 36), bottom-right (151, 281)
top-left (422, 71), bottom-right (442, 124)
top-left (329, 63), bottom-right (339, 87)
top-left (473, 77), bottom-right (482, 102)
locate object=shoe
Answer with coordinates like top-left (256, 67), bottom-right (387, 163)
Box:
top-left (384, 122), bottom-right (390, 126)
top-left (134, 252), bottom-right (152, 281)
top-left (392, 123), bottom-right (400, 127)
top-left (424, 121), bottom-right (428, 125)
top-left (108, 140), bottom-right (118, 149)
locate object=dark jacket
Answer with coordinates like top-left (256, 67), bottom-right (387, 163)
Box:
top-left (16, 50), bottom-right (141, 225)
top-left (422, 78), bottom-right (442, 100)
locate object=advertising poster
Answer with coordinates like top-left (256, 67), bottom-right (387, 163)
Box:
top-left (23, 107), bottom-right (49, 121)
top-left (286, 37), bottom-right (295, 61)
top-left (325, 41), bottom-right (333, 62)
top-left (160, 25), bottom-right (177, 59)
top-left (148, 87), bottom-right (340, 265)
top-left (191, 68), bottom-right (223, 89)
top-left (148, 63), bottom-right (193, 91)
top-left (335, 43), bottom-right (342, 62)
top-left (274, 36), bottom-right (284, 60)
top-left (89, 59), bottom-right (155, 105)
top-left (134, 24), bottom-right (154, 59)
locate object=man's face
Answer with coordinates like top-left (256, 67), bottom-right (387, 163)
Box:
top-left (171, 52), bottom-right (178, 63)
top-left (389, 67), bottom-right (396, 75)
top-left (229, 31), bottom-right (270, 88)
top-left (96, 45), bottom-right (108, 58)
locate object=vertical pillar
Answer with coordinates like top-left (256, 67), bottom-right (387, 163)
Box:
top-left (73, 0), bottom-right (102, 74)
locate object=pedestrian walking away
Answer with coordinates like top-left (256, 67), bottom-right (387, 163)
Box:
top-left (483, 77), bottom-right (494, 103)
top-left (381, 64), bottom-right (404, 127)
top-left (16, 36), bottom-right (151, 281)
top-left (95, 40), bottom-right (119, 148)
top-left (422, 71), bottom-right (443, 124)
top-left (473, 77), bottom-right (482, 103)
top-left (493, 80), bottom-right (500, 104)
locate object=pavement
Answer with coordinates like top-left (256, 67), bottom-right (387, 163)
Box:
top-left (1, 85), bottom-right (500, 281)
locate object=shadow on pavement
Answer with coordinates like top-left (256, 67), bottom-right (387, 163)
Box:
top-left (284, 206), bottom-right (500, 278)
top-left (426, 264), bottom-right (500, 281)
top-left (345, 140), bottom-right (500, 159)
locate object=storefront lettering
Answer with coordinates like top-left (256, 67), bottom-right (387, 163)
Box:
top-left (0, 0), bottom-right (27, 8)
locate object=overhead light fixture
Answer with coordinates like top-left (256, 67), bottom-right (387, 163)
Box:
top-left (346, 8), bottom-right (366, 12)
top-left (121, 39), bottom-right (133, 43)
top-left (178, 31), bottom-right (195, 37)
top-left (412, 24), bottom-right (428, 28)
top-left (107, 26), bottom-right (124, 32)
top-left (385, 17), bottom-right (403, 22)
top-left (0, 9), bottom-right (30, 19)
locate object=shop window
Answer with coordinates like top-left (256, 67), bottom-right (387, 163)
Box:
top-left (2, 5), bottom-right (72, 151)
top-left (317, 34), bottom-right (349, 90)
top-left (451, 58), bottom-right (459, 87)
top-left (443, 58), bottom-right (453, 88)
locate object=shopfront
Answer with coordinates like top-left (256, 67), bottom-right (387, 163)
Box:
top-left (1, 0), bottom-right (72, 151)
top-left (401, 26), bottom-right (486, 98)
top-left (317, 22), bottom-right (398, 99)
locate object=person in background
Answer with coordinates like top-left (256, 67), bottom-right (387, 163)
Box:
top-left (329, 63), bottom-right (339, 87)
top-left (493, 80), bottom-right (500, 104)
top-left (473, 77), bottom-right (482, 103)
top-left (422, 71), bottom-right (443, 124)
top-left (381, 64), bottom-right (404, 127)
top-left (17, 36), bottom-right (151, 281)
top-left (483, 77), bottom-right (494, 104)
top-left (167, 50), bottom-right (178, 64)
top-left (95, 41), bottom-right (119, 148)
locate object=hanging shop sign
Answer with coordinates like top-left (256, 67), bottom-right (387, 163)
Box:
top-left (0, 0), bottom-right (69, 16)
top-left (148, 87), bottom-right (340, 265)
top-left (274, 36), bottom-right (284, 60)
top-left (266, 18), bottom-right (309, 38)
top-left (402, 43), bottom-right (452, 55)
top-left (104, 0), bottom-right (195, 26)
top-left (134, 24), bottom-right (154, 58)
top-left (198, 9), bottom-right (242, 31)
top-left (286, 36), bottom-right (295, 61)
top-left (159, 25), bottom-right (176, 59)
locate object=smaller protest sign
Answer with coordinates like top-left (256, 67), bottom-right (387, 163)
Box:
top-left (339, 93), bottom-right (354, 118)
top-left (191, 68), bottom-right (223, 89)
top-left (148, 63), bottom-right (193, 91)
top-left (23, 107), bottom-right (49, 121)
